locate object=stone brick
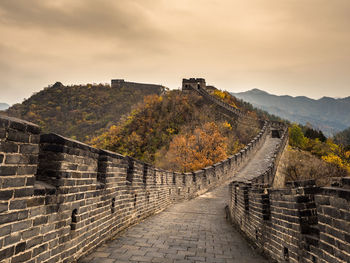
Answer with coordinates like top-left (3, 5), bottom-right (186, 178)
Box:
top-left (0, 246), bottom-right (14, 261)
top-left (0, 190), bottom-right (14, 200)
top-left (11, 251), bottom-right (32, 263)
top-left (0, 166), bottom-right (17, 176)
top-left (3, 177), bottom-right (26, 188)
top-left (0, 142), bottom-right (18, 153)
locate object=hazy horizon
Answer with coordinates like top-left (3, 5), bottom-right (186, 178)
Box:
top-left (1, 0), bottom-right (350, 104)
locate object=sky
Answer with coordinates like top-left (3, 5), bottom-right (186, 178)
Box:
top-left (1, 0), bottom-right (350, 105)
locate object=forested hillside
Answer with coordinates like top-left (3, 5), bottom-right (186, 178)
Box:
top-left (91, 90), bottom-right (261, 172)
top-left (334, 127), bottom-right (350, 148)
top-left (279, 124), bottom-right (350, 186)
top-left (4, 82), bottom-right (164, 142)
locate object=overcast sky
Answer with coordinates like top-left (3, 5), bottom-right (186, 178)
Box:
top-left (1, 0), bottom-right (350, 104)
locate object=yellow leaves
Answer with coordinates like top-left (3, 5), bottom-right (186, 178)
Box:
top-left (212, 89), bottom-right (238, 109)
top-left (213, 90), bottom-right (226, 100)
top-left (166, 127), bottom-right (175, 134)
top-left (322, 154), bottom-right (346, 169)
top-left (222, 121), bottom-right (232, 130)
top-left (288, 123), bottom-right (350, 175)
top-left (345, 151), bottom-right (350, 159)
top-left (322, 154), bottom-right (342, 165)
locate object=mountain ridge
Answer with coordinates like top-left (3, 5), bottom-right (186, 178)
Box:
top-left (231, 89), bottom-right (350, 136)
top-left (0, 103), bottom-right (9, 110)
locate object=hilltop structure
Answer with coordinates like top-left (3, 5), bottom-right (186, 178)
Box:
top-left (111, 79), bottom-right (165, 93)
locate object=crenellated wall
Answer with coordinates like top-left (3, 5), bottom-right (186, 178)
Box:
top-left (0, 106), bottom-right (270, 263)
top-left (182, 78), bottom-right (245, 119)
top-left (228, 128), bottom-right (350, 262)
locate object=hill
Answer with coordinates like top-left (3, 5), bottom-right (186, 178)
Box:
top-left (0, 103), bottom-right (9, 110)
top-left (231, 89), bottom-right (350, 136)
top-left (91, 89), bottom-right (261, 172)
top-left (4, 80), bottom-right (165, 142)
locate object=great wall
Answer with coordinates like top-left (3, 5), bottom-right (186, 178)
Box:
top-left (0, 79), bottom-right (348, 263)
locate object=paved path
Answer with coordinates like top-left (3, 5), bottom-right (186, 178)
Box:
top-left (79, 135), bottom-right (280, 263)
top-left (235, 136), bottom-right (281, 182)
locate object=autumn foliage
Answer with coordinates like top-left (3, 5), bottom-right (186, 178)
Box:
top-left (211, 89), bottom-right (239, 109)
top-left (91, 90), bottom-right (257, 172)
top-left (288, 123), bottom-right (350, 177)
top-left (157, 122), bottom-right (228, 172)
top-left (5, 82), bottom-right (163, 142)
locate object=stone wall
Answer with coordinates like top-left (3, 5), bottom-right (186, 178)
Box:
top-left (182, 79), bottom-right (244, 119)
top-left (0, 110), bottom-right (270, 263)
top-left (111, 79), bottom-right (165, 94)
top-left (228, 129), bottom-right (350, 262)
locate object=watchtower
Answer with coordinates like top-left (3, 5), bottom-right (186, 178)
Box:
top-left (182, 78), bottom-right (206, 91)
top-left (111, 79), bottom-right (125, 88)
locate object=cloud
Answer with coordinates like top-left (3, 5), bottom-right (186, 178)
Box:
top-left (0, 0), bottom-right (350, 104)
top-left (0, 0), bottom-right (165, 43)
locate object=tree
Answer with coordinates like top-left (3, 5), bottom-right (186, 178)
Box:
top-left (289, 124), bottom-right (308, 149)
top-left (160, 122), bottom-right (228, 172)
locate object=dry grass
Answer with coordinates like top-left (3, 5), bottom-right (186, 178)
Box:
top-left (276, 146), bottom-right (348, 187)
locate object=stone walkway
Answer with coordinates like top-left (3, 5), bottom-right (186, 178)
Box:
top-left (235, 136), bottom-right (281, 182)
top-left (79, 135), bottom-right (281, 263)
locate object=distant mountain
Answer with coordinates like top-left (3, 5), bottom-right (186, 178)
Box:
top-left (0, 103), bottom-right (9, 110)
top-left (5, 81), bottom-right (164, 142)
top-left (231, 89), bottom-right (350, 136)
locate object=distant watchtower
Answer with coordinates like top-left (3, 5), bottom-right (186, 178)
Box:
top-left (182, 78), bottom-right (206, 91)
top-left (111, 79), bottom-right (125, 88)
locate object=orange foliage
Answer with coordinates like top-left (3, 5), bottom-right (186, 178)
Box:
top-left (160, 122), bottom-right (228, 172)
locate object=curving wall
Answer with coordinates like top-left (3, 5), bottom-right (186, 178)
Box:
top-left (0, 85), bottom-right (272, 263)
top-left (228, 124), bottom-right (350, 262)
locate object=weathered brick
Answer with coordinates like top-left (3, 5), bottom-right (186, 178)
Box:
top-left (3, 177), bottom-right (26, 188)
top-left (0, 246), bottom-right (14, 261)
top-left (26, 236), bottom-right (43, 249)
top-left (0, 225), bottom-right (11, 237)
top-left (9, 200), bottom-right (27, 210)
top-left (17, 166), bottom-right (37, 175)
top-left (0, 190), bottom-right (14, 200)
top-left (14, 188), bottom-right (33, 198)
top-left (7, 130), bottom-right (30, 143)
top-left (11, 251), bottom-right (32, 263)
top-left (4, 233), bottom-right (21, 247)
top-left (11, 220), bottom-right (32, 232)
top-left (0, 166), bottom-right (18, 176)
top-left (0, 142), bottom-right (18, 153)
top-left (0, 202), bottom-right (8, 213)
